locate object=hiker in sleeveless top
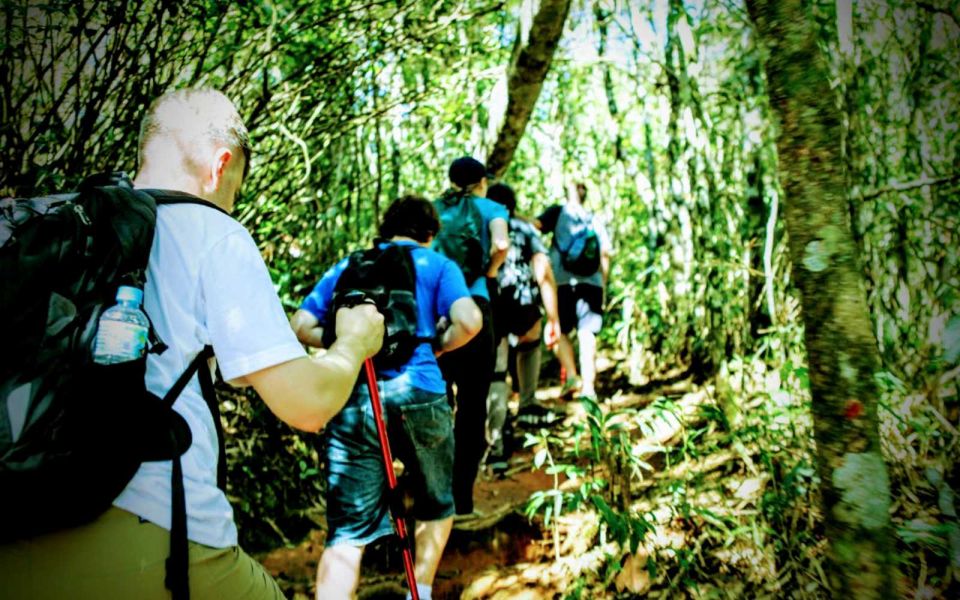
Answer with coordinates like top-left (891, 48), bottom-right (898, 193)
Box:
top-left (536, 181), bottom-right (612, 401)
top-left (0, 88), bottom-right (384, 599)
top-left (431, 156), bottom-right (510, 516)
top-left (484, 182), bottom-right (561, 466)
top-left (291, 196), bottom-right (481, 600)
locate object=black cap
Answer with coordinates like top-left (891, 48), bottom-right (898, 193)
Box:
top-left (448, 156), bottom-right (489, 188)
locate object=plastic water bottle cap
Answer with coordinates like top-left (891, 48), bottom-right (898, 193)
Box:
top-left (116, 286), bottom-right (143, 305)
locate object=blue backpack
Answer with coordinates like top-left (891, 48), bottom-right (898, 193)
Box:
top-left (558, 212), bottom-right (601, 277)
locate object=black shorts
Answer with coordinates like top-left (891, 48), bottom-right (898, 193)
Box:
top-left (491, 293), bottom-right (542, 339)
top-left (558, 283), bottom-right (603, 335)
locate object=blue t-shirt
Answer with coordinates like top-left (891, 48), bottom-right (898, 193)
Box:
top-left (300, 240), bottom-right (470, 394)
top-left (433, 194), bottom-right (509, 300)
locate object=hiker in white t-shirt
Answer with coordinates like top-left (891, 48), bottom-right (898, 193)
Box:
top-left (0, 88), bottom-right (384, 599)
top-left (536, 182), bottom-right (612, 401)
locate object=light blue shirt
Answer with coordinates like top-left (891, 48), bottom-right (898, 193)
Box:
top-left (115, 203), bottom-right (307, 548)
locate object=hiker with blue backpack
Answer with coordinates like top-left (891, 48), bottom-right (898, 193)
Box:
top-left (484, 182), bottom-right (562, 466)
top-left (431, 156), bottom-right (510, 516)
top-left (536, 181), bottom-right (612, 401)
top-left (290, 196), bottom-right (482, 600)
top-left (0, 88), bottom-right (385, 599)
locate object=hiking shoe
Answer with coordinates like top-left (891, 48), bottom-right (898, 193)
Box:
top-left (516, 403), bottom-right (563, 427)
top-left (560, 376), bottom-right (581, 398)
top-left (453, 508), bottom-right (486, 522)
top-left (486, 459), bottom-right (511, 477)
top-left (578, 391), bottom-right (599, 403)
top-left (484, 442), bottom-right (513, 474)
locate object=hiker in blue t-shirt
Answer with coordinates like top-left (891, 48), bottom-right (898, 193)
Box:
top-left (290, 196), bottom-right (482, 600)
top-left (536, 181), bottom-right (612, 401)
top-left (431, 156), bottom-right (510, 516)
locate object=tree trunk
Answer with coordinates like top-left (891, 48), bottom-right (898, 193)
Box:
top-left (486, 0), bottom-right (571, 177)
top-left (745, 0), bottom-right (901, 597)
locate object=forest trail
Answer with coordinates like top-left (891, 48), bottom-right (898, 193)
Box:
top-left (253, 354), bottom-right (768, 600)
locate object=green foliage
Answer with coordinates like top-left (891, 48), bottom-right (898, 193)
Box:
top-left (221, 388), bottom-right (326, 552)
top-left (524, 396), bottom-right (662, 580)
top-left (5, 0), bottom-right (959, 593)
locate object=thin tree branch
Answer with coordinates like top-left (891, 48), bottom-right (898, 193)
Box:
top-left (855, 173), bottom-right (960, 202)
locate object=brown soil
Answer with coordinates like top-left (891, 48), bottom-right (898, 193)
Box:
top-left (257, 379), bottom-right (606, 599)
top-left (257, 430), bottom-right (562, 599)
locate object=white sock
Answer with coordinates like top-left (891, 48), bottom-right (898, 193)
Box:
top-left (406, 582), bottom-right (432, 600)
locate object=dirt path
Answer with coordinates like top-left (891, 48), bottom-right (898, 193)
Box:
top-left (257, 385), bottom-right (575, 599)
top-left (257, 443), bottom-right (561, 599)
top-left (255, 358), bottom-right (656, 599)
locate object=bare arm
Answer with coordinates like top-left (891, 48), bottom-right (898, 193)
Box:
top-left (436, 297), bottom-right (483, 356)
top-left (532, 252), bottom-right (561, 346)
top-left (290, 309), bottom-right (325, 347)
top-left (532, 253), bottom-right (560, 323)
top-left (241, 304), bottom-right (384, 432)
top-left (485, 217), bottom-right (510, 277)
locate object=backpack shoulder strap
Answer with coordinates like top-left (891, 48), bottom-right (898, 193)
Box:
top-left (139, 189), bottom-right (230, 217)
top-left (163, 344), bottom-right (219, 600)
top-left (161, 346), bottom-right (214, 408)
top-left (396, 244), bottom-right (436, 346)
top-left (159, 345), bottom-right (222, 486)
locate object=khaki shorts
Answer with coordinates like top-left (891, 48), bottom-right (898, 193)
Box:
top-left (0, 507), bottom-right (284, 599)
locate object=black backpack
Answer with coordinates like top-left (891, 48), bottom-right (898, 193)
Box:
top-left (433, 190), bottom-right (486, 285)
top-left (0, 172), bottom-right (224, 600)
top-left (322, 243), bottom-right (432, 372)
top-left (557, 211), bottom-right (601, 277)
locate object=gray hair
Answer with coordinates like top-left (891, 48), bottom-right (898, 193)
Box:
top-left (138, 88), bottom-right (251, 177)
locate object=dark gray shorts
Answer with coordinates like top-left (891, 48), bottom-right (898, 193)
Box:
top-left (323, 376), bottom-right (455, 546)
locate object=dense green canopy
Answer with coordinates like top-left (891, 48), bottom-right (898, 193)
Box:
top-left (3, 0), bottom-right (958, 597)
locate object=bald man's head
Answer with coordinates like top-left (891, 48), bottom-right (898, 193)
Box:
top-left (136, 88), bottom-right (250, 210)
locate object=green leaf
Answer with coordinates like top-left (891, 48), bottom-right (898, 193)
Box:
top-left (534, 449), bottom-right (548, 469)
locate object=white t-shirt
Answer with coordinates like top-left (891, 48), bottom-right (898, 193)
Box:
top-left (113, 201), bottom-right (306, 548)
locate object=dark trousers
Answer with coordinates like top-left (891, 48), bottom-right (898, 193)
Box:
top-left (438, 295), bottom-right (495, 514)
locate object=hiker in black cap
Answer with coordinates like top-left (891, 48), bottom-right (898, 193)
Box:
top-left (431, 156), bottom-right (510, 516)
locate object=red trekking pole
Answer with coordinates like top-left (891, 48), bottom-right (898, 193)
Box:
top-left (364, 359), bottom-right (420, 600)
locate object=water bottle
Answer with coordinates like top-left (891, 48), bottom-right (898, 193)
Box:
top-left (92, 285), bottom-right (149, 365)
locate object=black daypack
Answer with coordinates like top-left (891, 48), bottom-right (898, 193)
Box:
top-left (433, 190), bottom-right (486, 285)
top-left (0, 173), bottom-right (224, 600)
top-left (322, 243), bottom-right (432, 371)
top-left (557, 211), bottom-right (601, 277)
